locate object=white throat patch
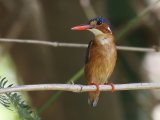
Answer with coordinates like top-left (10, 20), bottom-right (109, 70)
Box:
top-left (99, 38), bottom-right (109, 45)
top-left (88, 28), bottom-right (111, 45)
top-left (88, 28), bottom-right (103, 36)
top-left (107, 27), bottom-right (112, 34)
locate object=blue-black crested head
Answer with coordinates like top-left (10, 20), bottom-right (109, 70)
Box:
top-left (71, 17), bottom-right (112, 32)
top-left (88, 17), bottom-right (111, 26)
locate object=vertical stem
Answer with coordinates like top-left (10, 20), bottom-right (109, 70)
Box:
top-left (38, 67), bottom-right (84, 113)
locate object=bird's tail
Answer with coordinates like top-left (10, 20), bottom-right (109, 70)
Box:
top-left (88, 92), bottom-right (100, 107)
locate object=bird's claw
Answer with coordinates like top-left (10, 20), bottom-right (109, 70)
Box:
top-left (105, 82), bottom-right (115, 92)
top-left (89, 83), bottom-right (100, 94)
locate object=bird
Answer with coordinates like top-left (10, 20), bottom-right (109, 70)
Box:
top-left (71, 17), bottom-right (117, 107)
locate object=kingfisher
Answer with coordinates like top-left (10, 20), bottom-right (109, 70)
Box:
top-left (71, 17), bottom-right (117, 107)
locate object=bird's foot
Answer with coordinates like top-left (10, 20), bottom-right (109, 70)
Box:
top-left (89, 83), bottom-right (100, 94)
top-left (105, 82), bottom-right (115, 92)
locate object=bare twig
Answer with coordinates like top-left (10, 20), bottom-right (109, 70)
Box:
top-left (80, 0), bottom-right (97, 19)
top-left (116, 0), bottom-right (160, 41)
top-left (0, 38), bottom-right (159, 52)
top-left (138, 0), bottom-right (160, 17)
top-left (0, 83), bottom-right (160, 94)
top-left (6, 0), bottom-right (32, 37)
top-left (116, 46), bottom-right (159, 52)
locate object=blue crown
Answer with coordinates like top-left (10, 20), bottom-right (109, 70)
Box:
top-left (90, 17), bottom-right (110, 24)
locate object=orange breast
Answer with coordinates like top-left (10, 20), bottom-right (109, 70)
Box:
top-left (85, 37), bottom-right (117, 85)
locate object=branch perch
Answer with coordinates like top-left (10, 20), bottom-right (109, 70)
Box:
top-left (0, 83), bottom-right (160, 94)
top-left (0, 38), bottom-right (159, 52)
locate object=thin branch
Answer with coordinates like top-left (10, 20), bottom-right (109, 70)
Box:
top-left (116, 46), bottom-right (159, 52)
top-left (38, 67), bottom-right (84, 113)
top-left (0, 38), bottom-right (159, 52)
top-left (116, 0), bottom-right (160, 41)
top-left (0, 83), bottom-right (160, 94)
top-left (80, 0), bottom-right (97, 19)
top-left (6, 0), bottom-right (32, 37)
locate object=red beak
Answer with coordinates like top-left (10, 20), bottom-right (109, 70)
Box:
top-left (71, 25), bottom-right (93, 31)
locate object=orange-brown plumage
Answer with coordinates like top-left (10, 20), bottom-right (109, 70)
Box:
top-left (71, 17), bottom-right (117, 107)
top-left (85, 33), bottom-right (117, 106)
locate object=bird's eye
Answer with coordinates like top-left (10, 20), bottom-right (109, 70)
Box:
top-left (89, 19), bottom-right (103, 26)
top-left (97, 21), bottom-right (102, 25)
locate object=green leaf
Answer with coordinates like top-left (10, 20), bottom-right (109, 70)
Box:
top-left (0, 77), bottom-right (40, 120)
